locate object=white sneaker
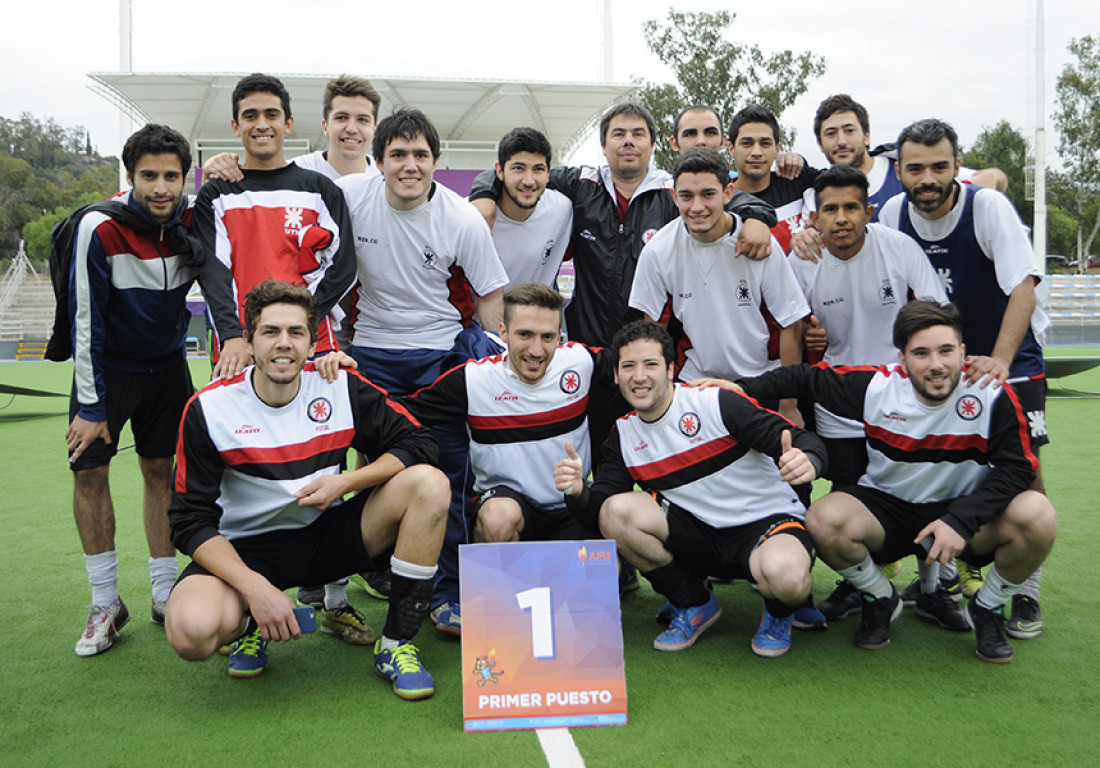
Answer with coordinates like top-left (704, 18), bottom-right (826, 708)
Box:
top-left (151, 599), bottom-right (167, 626)
top-left (75, 600), bottom-right (130, 657)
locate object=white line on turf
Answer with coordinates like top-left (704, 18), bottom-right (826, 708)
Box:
top-left (537, 728), bottom-right (585, 767)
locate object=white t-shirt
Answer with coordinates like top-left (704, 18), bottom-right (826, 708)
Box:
top-left (629, 217), bottom-right (809, 381)
top-left (294, 150), bottom-right (379, 182)
top-left (337, 173), bottom-right (509, 350)
top-left (491, 189), bottom-right (573, 289)
top-left (787, 224), bottom-right (948, 437)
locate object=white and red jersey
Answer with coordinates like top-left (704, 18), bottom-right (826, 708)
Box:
top-left (737, 362), bottom-right (1038, 538)
top-left (403, 342), bottom-right (606, 508)
top-left (629, 217), bottom-right (809, 381)
top-left (169, 365), bottom-right (436, 556)
top-left (195, 164), bottom-right (357, 356)
top-left (491, 189), bottom-right (573, 289)
top-left (337, 173), bottom-right (509, 350)
top-left (293, 150), bottom-right (380, 182)
top-left (575, 384), bottom-right (824, 530)
top-left (787, 224), bottom-right (947, 437)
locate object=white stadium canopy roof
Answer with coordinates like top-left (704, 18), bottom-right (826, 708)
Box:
top-left (87, 72), bottom-right (637, 168)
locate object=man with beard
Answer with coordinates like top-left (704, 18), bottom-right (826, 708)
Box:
top-left (877, 118), bottom-right (1049, 639)
top-left (735, 300), bottom-right (1056, 663)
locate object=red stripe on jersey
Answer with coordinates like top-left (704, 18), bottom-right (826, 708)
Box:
top-left (628, 435), bottom-right (739, 483)
top-left (467, 396), bottom-right (588, 430)
top-left (864, 423), bottom-right (987, 454)
top-left (220, 428), bottom-right (356, 467)
top-left (1000, 383), bottom-right (1040, 471)
top-left (349, 368), bottom-right (423, 427)
top-left (446, 265), bottom-right (476, 326)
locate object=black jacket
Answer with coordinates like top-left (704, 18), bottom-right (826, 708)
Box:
top-left (470, 164), bottom-right (776, 347)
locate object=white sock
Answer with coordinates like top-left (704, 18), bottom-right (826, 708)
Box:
top-left (323, 579), bottom-right (349, 611)
top-left (1020, 566), bottom-right (1042, 600)
top-left (919, 560), bottom-right (939, 594)
top-left (379, 635), bottom-right (401, 651)
top-left (390, 555), bottom-right (437, 581)
top-left (85, 551), bottom-right (119, 607)
top-left (838, 555), bottom-right (893, 599)
top-left (939, 559), bottom-right (958, 580)
top-left (975, 566), bottom-right (1022, 611)
top-left (149, 556), bottom-right (177, 604)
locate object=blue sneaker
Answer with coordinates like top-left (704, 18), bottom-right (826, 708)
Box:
top-left (430, 602), bottom-right (461, 637)
top-left (752, 608), bottom-right (794, 657)
top-left (227, 627), bottom-right (268, 678)
top-left (791, 602), bottom-right (828, 631)
top-left (374, 640), bottom-right (435, 700)
top-left (653, 592), bottom-right (721, 652)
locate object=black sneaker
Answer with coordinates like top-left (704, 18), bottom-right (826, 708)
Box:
top-left (818, 580), bottom-right (862, 621)
top-left (854, 588), bottom-right (901, 650)
top-left (899, 577), bottom-right (921, 608)
top-left (914, 587), bottom-right (972, 632)
top-left (353, 569), bottom-right (391, 601)
top-left (1006, 595), bottom-right (1044, 639)
top-left (297, 585), bottom-right (325, 607)
top-left (967, 600), bottom-right (1013, 663)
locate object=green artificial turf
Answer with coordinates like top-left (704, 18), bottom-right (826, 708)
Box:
top-left (2, 358), bottom-right (1098, 767)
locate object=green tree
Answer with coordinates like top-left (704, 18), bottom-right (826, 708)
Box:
top-left (0, 113), bottom-right (117, 261)
top-left (1053, 35), bottom-right (1100, 272)
top-left (636, 9), bottom-right (827, 170)
top-left (961, 120), bottom-right (1031, 228)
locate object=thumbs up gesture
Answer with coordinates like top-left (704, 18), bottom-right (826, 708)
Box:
top-left (804, 314), bottom-right (827, 352)
top-left (777, 429), bottom-right (816, 486)
top-left (554, 441), bottom-right (585, 496)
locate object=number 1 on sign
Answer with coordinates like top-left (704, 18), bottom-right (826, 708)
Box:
top-left (516, 586), bottom-right (556, 659)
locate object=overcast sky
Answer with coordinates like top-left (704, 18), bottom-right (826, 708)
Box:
top-left (2, 0), bottom-right (1093, 167)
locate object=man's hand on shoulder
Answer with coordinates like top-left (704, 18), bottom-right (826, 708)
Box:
top-left (213, 337), bottom-right (252, 380)
top-left (314, 350), bottom-right (357, 383)
top-left (790, 227), bottom-right (824, 262)
top-left (735, 218), bottom-right (772, 260)
top-left (202, 152), bottom-right (244, 183)
top-left (470, 198), bottom-right (497, 231)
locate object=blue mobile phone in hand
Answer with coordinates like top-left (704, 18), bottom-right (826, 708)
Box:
top-left (293, 604), bottom-right (317, 633)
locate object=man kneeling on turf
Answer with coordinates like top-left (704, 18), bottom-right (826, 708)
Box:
top-left (735, 300), bottom-right (1057, 663)
top-left (165, 281), bottom-right (449, 698)
top-left (554, 320), bottom-right (827, 657)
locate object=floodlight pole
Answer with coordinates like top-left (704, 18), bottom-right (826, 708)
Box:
top-left (117, 0), bottom-right (132, 192)
top-left (1033, 0), bottom-right (1047, 267)
top-left (600, 0), bottom-right (613, 82)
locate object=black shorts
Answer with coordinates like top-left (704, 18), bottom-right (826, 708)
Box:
top-left (68, 360), bottom-right (194, 471)
top-left (663, 502), bottom-right (814, 582)
top-left (176, 492), bottom-right (389, 588)
top-left (842, 485), bottom-right (1005, 568)
top-left (1009, 377), bottom-right (1049, 452)
top-left (821, 436), bottom-right (868, 489)
top-left (475, 485), bottom-right (600, 542)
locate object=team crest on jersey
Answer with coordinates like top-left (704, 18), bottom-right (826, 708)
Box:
top-left (308, 397), bottom-right (332, 423)
top-left (955, 395), bottom-right (982, 420)
top-left (559, 370), bottom-right (581, 394)
top-left (642, 228), bottom-right (659, 243)
top-left (736, 279), bottom-right (752, 305)
top-left (541, 239), bottom-right (555, 265)
top-left (679, 411), bottom-right (701, 437)
top-left (422, 246), bottom-right (437, 268)
top-left (284, 207), bottom-right (304, 230)
top-left (879, 280), bottom-right (896, 303)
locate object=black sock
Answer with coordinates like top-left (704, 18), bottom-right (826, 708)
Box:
top-left (764, 597), bottom-right (795, 619)
top-left (383, 573), bottom-right (433, 642)
top-left (644, 561), bottom-right (709, 608)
